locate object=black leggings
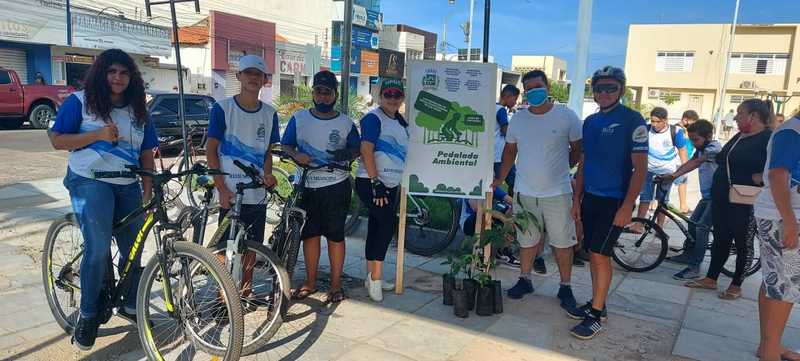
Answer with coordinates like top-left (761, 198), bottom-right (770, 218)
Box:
top-left (706, 198), bottom-right (754, 286)
top-left (355, 178), bottom-right (399, 261)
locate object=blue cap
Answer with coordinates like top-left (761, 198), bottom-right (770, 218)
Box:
top-left (238, 55), bottom-right (267, 74)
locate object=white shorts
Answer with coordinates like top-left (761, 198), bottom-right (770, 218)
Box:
top-left (513, 193), bottom-right (578, 249)
top-left (758, 218), bottom-right (800, 304)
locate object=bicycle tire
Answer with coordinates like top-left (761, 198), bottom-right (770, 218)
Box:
top-left (178, 157), bottom-right (206, 209)
top-left (42, 213), bottom-right (82, 334)
top-left (282, 216), bottom-right (304, 281)
top-left (343, 183), bottom-right (362, 235)
top-left (403, 196), bottom-right (460, 257)
top-left (612, 218), bottom-right (669, 272)
top-left (205, 240), bottom-right (290, 355)
top-left (137, 241), bottom-right (244, 361)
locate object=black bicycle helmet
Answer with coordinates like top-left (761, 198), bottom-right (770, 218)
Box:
top-left (591, 66), bottom-right (626, 87)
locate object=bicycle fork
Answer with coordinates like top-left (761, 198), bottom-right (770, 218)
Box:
top-left (226, 195), bottom-right (245, 288)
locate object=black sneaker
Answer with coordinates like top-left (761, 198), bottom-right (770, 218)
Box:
top-left (506, 277), bottom-right (534, 299)
top-left (496, 253), bottom-right (522, 268)
top-left (566, 301), bottom-right (608, 321)
top-left (533, 257), bottom-right (547, 275)
top-left (116, 308), bottom-right (137, 325)
top-left (570, 313), bottom-right (603, 340)
top-left (557, 285), bottom-right (578, 311)
top-left (71, 315), bottom-right (98, 351)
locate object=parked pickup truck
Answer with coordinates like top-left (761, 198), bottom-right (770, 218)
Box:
top-left (0, 67), bottom-right (74, 129)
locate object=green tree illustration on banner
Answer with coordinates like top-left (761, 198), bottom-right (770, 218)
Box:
top-left (414, 91), bottom-right (485, 148)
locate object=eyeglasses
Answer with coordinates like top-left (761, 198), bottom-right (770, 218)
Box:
top-left (382, 90), bottom-right (404, 99)
top-left (593, 84), bottom-right (620, 94)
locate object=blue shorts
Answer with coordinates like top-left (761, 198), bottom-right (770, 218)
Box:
top-left (639, 171), bottom-right (672, 203)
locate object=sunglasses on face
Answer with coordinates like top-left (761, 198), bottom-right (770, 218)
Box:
top-left (593, 84), bottom-right (620, 94)
top-left (382, 90), bottom-right (404, 99)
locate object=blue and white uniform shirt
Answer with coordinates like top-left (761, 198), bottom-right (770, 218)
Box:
top-left (208, 97), bottom-right (280, 205)
top-left (51, 90), bottom-right (158, 185)
top-left (356, 108), bottom-right (409, 187)
top-left (281, 109), bottom-right (360, 189)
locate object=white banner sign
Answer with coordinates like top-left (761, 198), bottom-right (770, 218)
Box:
top-left (402, 60), bottom-right (497, 199)
top-left (71, 12), bottom-right (171, 57)
top-left (0, 0), bottom-right (67, 45)
top-left (352, 5), bottom-right (367, 27)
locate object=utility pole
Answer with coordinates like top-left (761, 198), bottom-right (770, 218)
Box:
top-left (714, 0), bottom-right (741, 139)
top-left (482, 0), bottom-right (489, 63)
top-left (567, 0), bottom-right (593, 115)
top-left (145, 0), bottom-right (200, 198)
top-left (441, 16), bottom-right (447, 60)
top-left (341, 0), bottom-right (353, 116)
top-left (466, 0), bottom-right (474, 61)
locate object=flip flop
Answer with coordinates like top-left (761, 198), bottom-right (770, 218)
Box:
top-left (756, 349), bottom-right (800, 361)
top-left (290, 287), bottom-right (318, 300)
top-left (326, 290), bottom-right (347, 304)
top-left (719, 288), bottom-right (741, 300)
top-left (684, 279), bottom-right (717, 289)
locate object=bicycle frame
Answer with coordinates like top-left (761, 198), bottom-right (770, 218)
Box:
top-left (650, 182), bottom-right (711, 247)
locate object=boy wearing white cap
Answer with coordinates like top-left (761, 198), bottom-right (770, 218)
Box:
top-left (206, 55), bottom-right (281, 297)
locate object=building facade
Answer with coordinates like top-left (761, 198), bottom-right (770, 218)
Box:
top-left (626, 23), bottom-right (800, 122)
top-left (511, 55), bottom-right (568, 84)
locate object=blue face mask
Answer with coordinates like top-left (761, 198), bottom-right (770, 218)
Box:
top-left (526, 88), bottom-right (548, 107)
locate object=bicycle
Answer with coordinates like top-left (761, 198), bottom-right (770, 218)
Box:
top-left (613, 178), bottom-right (760, 277)
top-left (343, 188), bottom-right (460, 257)
top-left (42, 164), bottom-right (245, 361)
top-left (180, 159), bottom-right (291, 355)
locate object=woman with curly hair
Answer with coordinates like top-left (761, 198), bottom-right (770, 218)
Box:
top-left (48, 48), bottom-right (158, 351)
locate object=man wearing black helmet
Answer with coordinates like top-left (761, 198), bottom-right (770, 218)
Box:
top-left (567, 66), bottom-right (648, 339)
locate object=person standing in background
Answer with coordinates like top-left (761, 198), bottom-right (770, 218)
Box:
top-left (676, 110), bottom-right (700, 213)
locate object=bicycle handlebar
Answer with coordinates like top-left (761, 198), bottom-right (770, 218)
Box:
top-left (272, 149), bottom-right (351, 172)
top-left (94, 163), bottom-right (227, 184)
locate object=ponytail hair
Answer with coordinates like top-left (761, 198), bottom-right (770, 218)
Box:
top-left (740, 98), bottom-right (775, 128)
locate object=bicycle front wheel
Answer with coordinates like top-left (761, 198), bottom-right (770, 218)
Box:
top-left (403, 196), bottom-right (459, 257)
top-left (137, 241), bottom-right (244, 361)
top-left (613, 218), bottom-right (668, 272)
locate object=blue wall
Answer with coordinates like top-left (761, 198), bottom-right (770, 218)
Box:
top-left (0, 40), bottom-right (52, 84)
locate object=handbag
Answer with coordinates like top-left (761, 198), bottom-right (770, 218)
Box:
top-left (725, 136), bottom-right (761, 205)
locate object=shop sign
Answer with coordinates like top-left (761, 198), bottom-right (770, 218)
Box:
top-left (0, 0), bottom-right (68, 46)
top-left (71, 11), bottom-right (171, 56)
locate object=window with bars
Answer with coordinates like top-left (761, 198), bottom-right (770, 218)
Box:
top-left (730, 95), bottom-right (756, 104)
top-left (730, 53), bottom-right (789, 75)
top-left (656, 51), bottom-right (694, 72)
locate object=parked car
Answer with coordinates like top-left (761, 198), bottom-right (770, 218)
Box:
top-left (146, 91), bottom-right (215, 150)
top-left (0, 68), bottom-right (74, 129)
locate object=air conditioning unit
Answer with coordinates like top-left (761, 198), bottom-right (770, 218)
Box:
top-left (740, 81), bottom-right (757, 89)
top-left (648, 89), bottom-right (661, 99)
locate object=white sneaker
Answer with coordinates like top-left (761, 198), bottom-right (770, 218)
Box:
top-left (366, 272), bottom-right (383, 302)
top-left (381, 280), bottom-right (395, 291)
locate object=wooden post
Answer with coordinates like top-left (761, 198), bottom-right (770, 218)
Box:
top-left (473, 196), bottom-right (484, 273)
top-left (394, 186), bottom-right (408, 294)
top-left (483, 191), bottom-right (493, 264)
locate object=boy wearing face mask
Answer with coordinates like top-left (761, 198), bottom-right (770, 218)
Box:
top-left (493, 70), bottom-right (583, 312)
top-left (281, 70), bottom-right (361, 304)
top-left (659, 120), bottom-right (721, 280)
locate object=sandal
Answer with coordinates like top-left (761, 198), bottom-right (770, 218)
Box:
top-left (719, 288), bottom-right (741, 300)
top-left (756, 348), bottom-right (800, 361)
top-left (290, 287), bottom-right (318, 300)
top-left (326, 290), bottom-right (347, 304)
top-left (684, 278), bottom-right (717, 289)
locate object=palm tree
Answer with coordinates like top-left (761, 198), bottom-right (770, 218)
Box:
top-left (274, 84), bottom-right (367, 123)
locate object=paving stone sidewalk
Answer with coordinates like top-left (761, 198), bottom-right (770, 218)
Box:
top-left (0, 176), bottom-right (798, 361)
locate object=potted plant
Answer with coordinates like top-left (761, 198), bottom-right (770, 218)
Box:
top-left (452, 281), bottom-right (469, 318)
top-left (474, 260), bottom-right (495, 316)
top-left (460, 252), bottom-right (479, 311)
top-left (440, 254), bottom-right (461, 305)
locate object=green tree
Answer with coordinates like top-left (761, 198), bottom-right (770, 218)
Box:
top-left (550, 82), bottom-right (569, 103)
top-left (662, 93), bottom-right (680, 106)
top-left (274, 84), bottom-right (366, 123)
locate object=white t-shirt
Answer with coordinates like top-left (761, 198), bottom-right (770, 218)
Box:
top-left (281, 109), bottom-right (360, 189)
top-left (647, 126), bottom-right (686, 174)
top-left (494, 105), bottom-right (510, 162)
top-left (755, 117), bottom-right (800, 220)
top-left (356, 108), bottom-right (409, 187)
top-left (505, 104), bottom-right (582, 197)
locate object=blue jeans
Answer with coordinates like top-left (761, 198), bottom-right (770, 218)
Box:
top-left (64, 169), bottom-right (144, 318)
top-left (685, 198), bottom-right (712, 267)
top-left (639, 171), bottom-right (672, 203)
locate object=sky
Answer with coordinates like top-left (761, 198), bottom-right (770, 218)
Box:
top-left (382, 0), bottom-right (800, 73)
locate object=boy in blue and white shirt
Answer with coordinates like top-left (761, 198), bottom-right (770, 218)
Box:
top-left (206, 55), bottom-right (280, 298)
top-left (281, 70), bottom-right (360, 303)
top-left (661, 120), bottom-right (721, 279)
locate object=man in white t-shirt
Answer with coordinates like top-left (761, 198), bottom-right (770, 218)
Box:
top-left (493, 70), bottom-right (582, 312)
top-left (633, 107), bottom-right (687, 229)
